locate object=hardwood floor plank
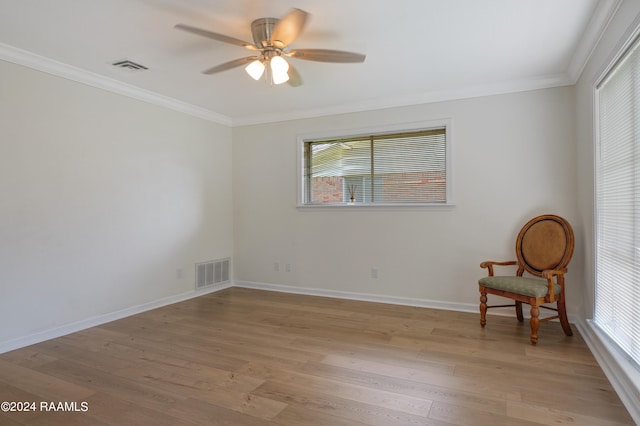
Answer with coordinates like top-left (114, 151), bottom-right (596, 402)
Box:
top-left (0, 347), bottom-right (59, 369)
top-left (0, 416), bottom-right (27, 426)
top-left (168, 397), bottom-right (282, 426)
top-left (272, 405), bottom-right (371, 426)
top-left (0, 383), bottom-right (46, 425)
top-left (298, 361), bottom-right (511, 415)
top-left (0, 288), bottom-right (634, 425)
top-left (26, 392), bottom-right (174, 426)
top-left (61, 328), bottom-right (250, 372)
top-left (506, 400), bottom-right (632, 426)
top-left (252, 380), bottom-right (428, 426)
top-left (454, 363), bottom-right (618, 403)
top-left (33, 358), bottom-right (189, 408)
top-left (100, 316), bottom-right (324, 366)
top-left (311, 342), bottom-right (523, 405)
top-left (236, 361), bottom-right (433, 416)
top-left (321, 353), bottom-right (455, 380)
top-left (36, 358), bottom-right (286, 422)
top-left (34, 340), bottom-right (139, 373)
top-left (428, 401), bottom-right (540, 426)
top-left (0, 358), bottom-right (96, 402)
top-left (518, 389), bottom-right (632, 424)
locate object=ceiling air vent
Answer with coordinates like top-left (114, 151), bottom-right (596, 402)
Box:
top-left (112, 59), bottom-right (148, 71)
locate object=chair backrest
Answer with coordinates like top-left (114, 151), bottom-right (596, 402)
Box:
top-left (515, 214), bottom-right (574, 277)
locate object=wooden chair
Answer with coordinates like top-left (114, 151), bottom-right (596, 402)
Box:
top-left (478, 214), bottom-right (574, 345)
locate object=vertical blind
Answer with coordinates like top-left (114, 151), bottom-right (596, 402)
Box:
top-left (303, 128), bottom-right (447, 204)
top-left (595, 34), bottom-right (640, 368)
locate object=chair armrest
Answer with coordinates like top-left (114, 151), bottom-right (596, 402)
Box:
top-left (541, 268), bottom-right (567, 278)
top-left (541, 269), bottom-right (568, 302)
top-left (480, 260), bottom-right (517, 276)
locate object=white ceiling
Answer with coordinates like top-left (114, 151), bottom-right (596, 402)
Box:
top-left (0, 0), bottom-right (619, 126)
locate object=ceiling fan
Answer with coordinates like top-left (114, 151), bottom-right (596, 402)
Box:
top-left (175, 8), bottom-right (366, 86)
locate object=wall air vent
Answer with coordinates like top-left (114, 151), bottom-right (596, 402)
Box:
top-left (112, 59), bottom-right (148, 71)
top-left (195, 258), bottom-right (230, 289)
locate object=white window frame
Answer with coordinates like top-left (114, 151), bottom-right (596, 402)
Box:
top-left (590, 20), bottom-right (640, 416)
top-left (594, 29), bottom-right (640, 369)
top-left (296, 119), bottom-right (453, 208)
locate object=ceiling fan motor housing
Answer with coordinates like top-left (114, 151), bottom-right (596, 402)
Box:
top-left (251, 18), bottom-right (279, 48)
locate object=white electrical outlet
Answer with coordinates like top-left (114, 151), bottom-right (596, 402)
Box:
top-left (371, 268), bottom-right (379, 279)
top-left (285, 263), bottom-right (292, 272)
top-left (274, 262), bottom-right (280, 272)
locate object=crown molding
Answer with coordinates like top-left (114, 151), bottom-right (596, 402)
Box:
top-left (2, 0), bottom-right (619, 131)
top-left (231, 73), bottom-right (573, 127)
top-left (0, 43), bottom-right (233, 126)
top-left (0, 42), bottom-right (577, 129)
top-left (567, 0), bottom-right (623, 83)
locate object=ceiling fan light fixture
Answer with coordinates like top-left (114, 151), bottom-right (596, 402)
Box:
top-left (270, 56), bottom-right (290, 84)
top-left (175, 8), bottom-right (365, 87)
top-left (245, 60), bottom-right (265, 80)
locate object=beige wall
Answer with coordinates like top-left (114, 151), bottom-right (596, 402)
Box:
top-left (232, 87), bottom-right (580, 311)
top-left (0, 60), bottom-right (234, 344)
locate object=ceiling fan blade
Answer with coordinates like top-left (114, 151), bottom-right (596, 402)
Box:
top-left (202, 56), bottom-right (260, 75)
top-left (270, 8), bottom-right (309, 48)
top-left (287, 49), bottom-right (366, 63)
top-left (175, 23), bottom-right (258, 50)
top-left (287, 63), bottom-right (303, 87)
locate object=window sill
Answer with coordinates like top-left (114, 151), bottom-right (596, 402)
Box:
top-left (296, 202), bottom-right (456, 210)
top-left (582, 320), bottom-right (640, 422)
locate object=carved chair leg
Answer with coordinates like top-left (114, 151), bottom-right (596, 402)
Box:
top-left (479, 291), bottom-right (487, 327)
top-left (557, 297), bottom-right (573, 336)
top-left (515, 301), bottom-right (524, 322)
top-left (529, 305), bottom-right (540, 345)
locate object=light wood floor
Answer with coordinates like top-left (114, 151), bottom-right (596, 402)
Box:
top-left (0, 287), bottom-right (634, 425)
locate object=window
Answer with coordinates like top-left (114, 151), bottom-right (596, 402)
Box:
top-left (299, 123), bottom-right (450, 206)
top-left (595, 33), bottom-right (640, 369)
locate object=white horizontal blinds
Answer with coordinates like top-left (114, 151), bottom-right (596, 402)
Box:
top-left (373, 129), bottom-right (446, 203)
top-left (595, 34), bottom-right (640, 368)
top-left (305, 128), bottom-right (446, 204)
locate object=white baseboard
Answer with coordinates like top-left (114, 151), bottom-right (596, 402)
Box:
top-left (1, 280), bottom-right (580, 355)
top-left (575, 319), bottom-right (640, 425)
top-left (234, 280), bottom-right (481, 313)
top-left (234, 280), bottom-right (579, 323)
top-left (0, 282), bottom-right (232, 354)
